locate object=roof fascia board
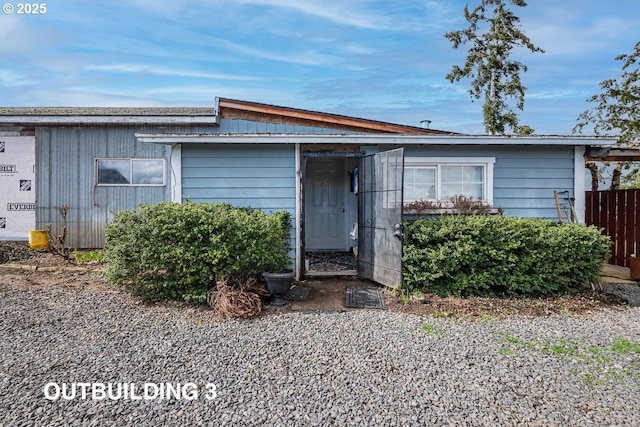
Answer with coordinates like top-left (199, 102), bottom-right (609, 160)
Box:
top-left (217, 98), bottom-right (449, 134)
top-left (135, 133), bottom-right (616, 146)
top-left (0, 116), bottom-right (219, 125)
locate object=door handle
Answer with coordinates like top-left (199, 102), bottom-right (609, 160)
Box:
top-left (341, 208), bottom-right (345, 212)
top-left (393, 223), bottom-right (404, 240)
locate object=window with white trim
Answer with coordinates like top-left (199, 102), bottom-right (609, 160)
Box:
top-left (96, 159), bottom-right (165, 186)
top-left (404, 157), bottom-right (495, 203)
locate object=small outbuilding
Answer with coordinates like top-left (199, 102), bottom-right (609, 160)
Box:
top-left (0, 97), bottom-right (614, 286)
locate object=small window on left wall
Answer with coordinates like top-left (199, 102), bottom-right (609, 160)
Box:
top-left (96, 159), bottom-right (165, 186)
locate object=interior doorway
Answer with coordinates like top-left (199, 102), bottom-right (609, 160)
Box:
top-left (303, 155), bottom-right (359, 276)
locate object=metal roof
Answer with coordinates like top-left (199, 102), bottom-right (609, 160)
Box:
top-left (0, 107), bottom-right (218, 124)
top-left (0, 107), bottom-right (215, 116)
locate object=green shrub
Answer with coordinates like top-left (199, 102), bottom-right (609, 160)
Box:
top-left (403, 216), bottom-right (611, 297)
top-left (104, 202), bottom-right (291, 301)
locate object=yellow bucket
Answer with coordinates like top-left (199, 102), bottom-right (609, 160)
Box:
top-left (28, 230), bottom-right (49, 250)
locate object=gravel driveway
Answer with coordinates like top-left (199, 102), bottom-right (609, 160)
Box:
top-left (1, 277), bottom-right (640, 426)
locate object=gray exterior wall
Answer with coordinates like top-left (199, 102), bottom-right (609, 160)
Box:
top-left (402, 144), bottom-right (577, 219)
top-left (36, 124), bottom-right (218, 248)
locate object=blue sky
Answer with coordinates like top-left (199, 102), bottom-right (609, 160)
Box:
top-left (1, 0), bottom-right (639, 135)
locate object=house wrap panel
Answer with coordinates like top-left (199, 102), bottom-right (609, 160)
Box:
top-left (0, 136), bottom-right (35, 240)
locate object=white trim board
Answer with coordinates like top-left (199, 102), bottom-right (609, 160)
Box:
top-left (574, 146), bottom-right (586, 223)
top-left (136, 133), bottom-right (615, 147)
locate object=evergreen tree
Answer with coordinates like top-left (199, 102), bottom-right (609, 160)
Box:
top-left (445, 0), bottom-right (544, 135)
top-left (574, 41), bottom-right (640, 190)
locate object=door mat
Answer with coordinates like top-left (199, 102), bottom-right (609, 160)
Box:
top-left (346, 286), bottom-right (387, 309)
top-left (286, 286), bottom-right (312, 301)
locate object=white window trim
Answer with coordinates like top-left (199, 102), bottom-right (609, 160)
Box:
top-left (95, 158), bottom-right (166, 187)
top-left (404, 157), bottom-right (495, 204)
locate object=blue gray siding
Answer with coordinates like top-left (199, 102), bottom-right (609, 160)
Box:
top-left (180, 118), bottom-right (356, 211)
top-left (181, 144), bottom-right (296, 214)
top-left (401, 145), bottom-right (576, 219)
top-left (492, 146), bottom-right (575, 218)
top-left (217, 118), bottom-right (362, 134)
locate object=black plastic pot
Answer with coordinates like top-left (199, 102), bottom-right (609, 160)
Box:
top-left (262, 270), bottom-right (294, 306)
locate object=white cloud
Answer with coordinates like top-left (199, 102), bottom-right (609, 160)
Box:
top-left (84, 64), bottom-right (261, 81)
top-left (143, 85), bottom-right (293, 103)
top-left (0, 16), bottom-right (64, 55)
top-left (523, 6), bottom-right (639, 59)
top-left (214, 38), bottom-right (337, 66)
top-left (526, 87), bottom-right (586, 100)
top-left (0, 69), bottom-right (35, 86)
top-left (231, 0), bottom-right (392, 30)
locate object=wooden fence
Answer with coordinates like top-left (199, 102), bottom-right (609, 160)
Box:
top-left (585, 189), bottom-right (640, 267)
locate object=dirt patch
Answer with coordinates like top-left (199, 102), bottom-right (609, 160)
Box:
top-left (0, 245), bottom-right (632, 319)
top-left (289, 277), bottom-right (630, 318)
top-left (384, 289), bottom-right (630, 318)
top-left (0, 264), bottom-right (109, 294)
top-left (0, 242), bottom-right (107, 292)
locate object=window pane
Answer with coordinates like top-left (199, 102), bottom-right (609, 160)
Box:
top-left (463, 166), bottom-right (483, 182)
top-left (132, 160), bottom-right (164, 185)
top-left (408, 162), bottom-right (488, 202)
top-left (97, 160), bottom-right (130, 184)
top-left (415, 168), bottom-right (435, 183)
top-left (463, 182), bottom-right (483, 199)
top-left (441, 183), bottom-right (463, 199)
top-left (404, 185), bottom-right (416, 201)
top-left (415, 184), bottom-right (436, 199)
top-left (441, 165), bottom-right (484, 200)
top-left (441, 165), bottom-right (462, 183)
top-left (404, 167), bottom-right (436, 200)
top-left (404, 168), bottom-right (416, 183)
top-left (403, 169), bottom-right (415, 200)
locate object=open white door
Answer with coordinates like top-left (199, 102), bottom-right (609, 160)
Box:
top-left (358, 148), bottom-right (404, 287)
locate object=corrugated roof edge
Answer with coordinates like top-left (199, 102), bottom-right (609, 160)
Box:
top-left (0, 107), bottom-right (215, 116)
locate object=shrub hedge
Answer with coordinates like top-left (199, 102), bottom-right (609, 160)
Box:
top-left (104, 202), bottom-right (291, 301)
top-left (403, 215), bottom-right (611, 297)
